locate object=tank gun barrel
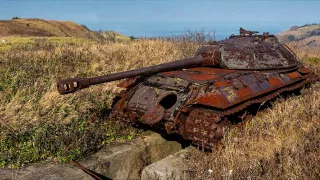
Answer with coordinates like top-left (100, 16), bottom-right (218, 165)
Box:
top-left (57, 55), bottom-right (215, 95)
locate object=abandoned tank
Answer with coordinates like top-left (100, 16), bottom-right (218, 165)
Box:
top-left (57, 28), bottom-right (319, 148)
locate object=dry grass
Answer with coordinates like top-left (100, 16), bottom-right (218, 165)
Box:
top-left (187, 43), bottom-right (320, 179)
top-left (0, 37), bottom-right (198, 168)
top-left (287, 41), bottom-right (320, 77)
top-left (0, 36), bottom-right (96, 52)
top-left (0, 39), bottom-right (194, 126)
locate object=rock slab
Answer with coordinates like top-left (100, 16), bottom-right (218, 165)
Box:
top-left (141, 147), bottom-right (194, 180)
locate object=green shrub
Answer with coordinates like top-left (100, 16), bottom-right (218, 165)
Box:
top-left (307, 57), bottom-right (320, 65)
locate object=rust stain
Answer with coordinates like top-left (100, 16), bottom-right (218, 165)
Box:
top-left (196, 90), bottom-right (229, 108)
top-left (287, 72), bottom-right (300, 79)
top-left (268, 77), bottom-right (283, 87)
top-left (189, 74), bottom-right (219, 81)
top-left (214, 81), bottom-right (230, 87)
top-left (142, 104), bottom-right (165, 125)
top-left (237, 87), bottom-right (253, 99)
top-left (117, 77), bottom-right (138, 88)
top-left (298, 67), bottom-right (310, 74)
top-left (161, 70), bottom-right (219, 81)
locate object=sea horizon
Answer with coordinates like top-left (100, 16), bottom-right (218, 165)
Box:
top-left (86, 21), bottom-right (297, 40)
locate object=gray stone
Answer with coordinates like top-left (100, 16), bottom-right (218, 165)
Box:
top-left (0, 161), bottom-right (93, 180)
top-left (141, 147), bottom-right (194, 180)
top-left (83, 132), bottom-right (182, 180)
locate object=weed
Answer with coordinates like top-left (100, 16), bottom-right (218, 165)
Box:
top-left (307, 57), bottom-right (320, 65)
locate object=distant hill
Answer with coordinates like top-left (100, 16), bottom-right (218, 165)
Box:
top-left (277, 24), bottom-right (320, 46)
top-left (0, 18), bottom-right (103, 41)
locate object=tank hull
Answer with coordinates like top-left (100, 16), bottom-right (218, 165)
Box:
top-left (113, 66), bottom-right (318, 148)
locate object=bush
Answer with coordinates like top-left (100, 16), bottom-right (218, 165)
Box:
top-left (80, 24), bottom-right (90, 31)
top-left (129, 36), bottom-right (137, 41)
top-left (307, 57), bottom-right (320, 65)
top-left (288, 35), bottom-right (296, 41)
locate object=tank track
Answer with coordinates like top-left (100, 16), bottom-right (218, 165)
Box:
top-left (183, 108), bottom-right (229, 149)
top-left (183, 76), bottom-right (317, 148)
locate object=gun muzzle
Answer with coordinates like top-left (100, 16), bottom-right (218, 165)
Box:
top-left (57, 78), bottom-right (91, 95)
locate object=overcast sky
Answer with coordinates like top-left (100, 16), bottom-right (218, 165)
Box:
top-left (1, 0), bottom-right (319, 36)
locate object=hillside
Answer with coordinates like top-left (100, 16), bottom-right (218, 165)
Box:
top-left (0, 18), bottom-right (102, 41)
top-left (277, 24), bottom-right (320, 45)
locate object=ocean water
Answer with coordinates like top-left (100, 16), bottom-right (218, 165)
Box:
top-left (88, 21), bottom-right (291, 40)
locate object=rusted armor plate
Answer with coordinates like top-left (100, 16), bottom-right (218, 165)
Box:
top-left (158, 66), bottom-right (309, 109)
top-left (142, 104), bottom-right (165, 125)
top-left (218, 37), bottom-right (299, 69)
top-left (125, 80), bottom-right (188, 122)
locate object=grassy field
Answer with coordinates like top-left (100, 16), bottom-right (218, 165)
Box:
top-left (0, 33), bottom-right (319, 180)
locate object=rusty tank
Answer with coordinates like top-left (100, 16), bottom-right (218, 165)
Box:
top-left (57, 28), bottom-right (319, 148)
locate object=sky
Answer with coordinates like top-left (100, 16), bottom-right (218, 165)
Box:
top-left (0, 0), bottom-right (319, 38)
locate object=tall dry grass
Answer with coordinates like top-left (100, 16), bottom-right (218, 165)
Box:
top-left (0, 37), bottom-right (199, 167)
top-left (0, 38), bottom-right (195, 126)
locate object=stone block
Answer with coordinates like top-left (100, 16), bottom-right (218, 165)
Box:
top-left (141, 147), bottom-right (194, 180)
